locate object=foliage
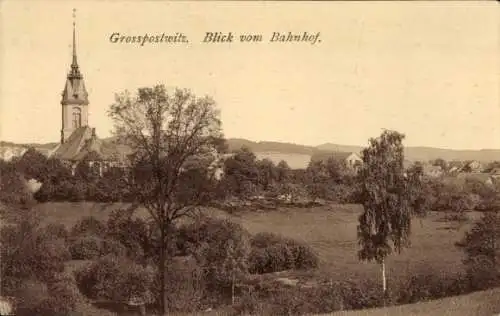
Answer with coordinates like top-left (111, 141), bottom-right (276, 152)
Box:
top-left (105, 208), bottom-right (153, 261)
top-left (222, 147), bottom-right (260, 198)
top-left (183, 216), bottom-right (251, 297)
top-left (44, 223), bottom-right (70, 241)
top-left (357, 130), bottom-right (417, 264)
top-left (108, 84), bottom-right (224, 314)
top-left (0, 163), bottom-right (34, 208)
top-left (71, 216), bottom-right (107, 237)
top-left (248, 232), bottom-right (319, 274)
top-left (12, 274), bottom-right (111, 316)
top-left (439, 183), bottom-right (475, 222)
top-left (150, 258), bottom-right (207, 312)
top-left (1, 210), bottom-right (71, 286)
top-left (456, 211), bottom-right (500, 290)
top-left (74, 255), bottom-right (155, 303)
top-left (69, 236), bottom-right (103, 260)
top-left (0, 203), bottom-right (79, 315)
top-left (429, 158), bottom-right (448, 171)
top-left (14, 147), bottom-right (50, 182)
top-left (100, 238), bottom-right (128, 257)
top-left (305, 157), bottom-right (358, 203)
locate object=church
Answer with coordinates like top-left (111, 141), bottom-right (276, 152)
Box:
top-left (50, 16), bottom-right (124, 176)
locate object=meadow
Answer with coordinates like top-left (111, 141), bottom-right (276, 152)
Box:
top-left (329, 287), bottom-right (500, 316)
top-left (36, 201), bottom-right (474, 287)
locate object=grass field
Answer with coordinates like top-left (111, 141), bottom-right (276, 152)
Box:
top-left (329, 286), bottom-right (500, 316)
top-left (34, 202), bottom-right (491, 314)
top-left (36, 202), bottom-right (475, 283)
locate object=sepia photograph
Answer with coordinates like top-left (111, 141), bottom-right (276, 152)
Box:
top-left (0, 1), bottom-right (499, 315)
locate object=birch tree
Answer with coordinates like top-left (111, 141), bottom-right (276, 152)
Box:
top-left (357, 130), bottom-right (422, 301)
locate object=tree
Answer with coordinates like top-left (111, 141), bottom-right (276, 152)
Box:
top-left (275, 160), bottom-right (291, 184)
top-left (14, 147), bottom-right (49, 182)
top-left (456, 210), bottom-right (500, 290)
top-left (108, 85), bottom-right (224, 315)
top-left (305, 160), bottom-right (328, 202)
top-left (256, 158), bottom-right (277, 191)
top-left (0, 165), bottom-right (34, 209)
top-left (305, 157), bottom-right (350, 202)
top-left (484, 161), bottom-right (500, 173)
top-left (222, 147), bottom-right (260, 198)
top-left (187, 217), bottom-right (250, 303)
top-left (429, 158), bottom-right (448, 171)
top-left (357, 130), bottom-right (422, 300)
top-left (442, 183), bottom-right (475, 223)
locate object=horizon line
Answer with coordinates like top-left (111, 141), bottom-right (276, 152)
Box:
top-left (1, 136), bottom-right (499, 153)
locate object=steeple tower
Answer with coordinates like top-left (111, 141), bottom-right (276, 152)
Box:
top-left (61, 8), bottom-right (89, 144)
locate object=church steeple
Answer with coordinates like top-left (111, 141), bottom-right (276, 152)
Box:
top-left (69, 9), bottom-right (82, 79)
top-left (61, 8), bottom-right (89, 144)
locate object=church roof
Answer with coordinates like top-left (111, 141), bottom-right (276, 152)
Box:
top-left (53, 126), bottom-right (93, 161)
top-left (53, 127), bottom-right (130, 163)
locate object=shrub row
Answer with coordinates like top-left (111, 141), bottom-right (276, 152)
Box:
top-left (69, 236), bottom-right (127, 260)
top-left (233, 272), bottom-right (471, 315)
top-left (248, 232), bottom-right (319, 274)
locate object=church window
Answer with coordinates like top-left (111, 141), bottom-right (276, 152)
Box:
top-left (72, 108), bottom-right (82, 128)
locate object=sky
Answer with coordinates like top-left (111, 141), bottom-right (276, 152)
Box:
top-left (0, 1), bottom-right (498, 150)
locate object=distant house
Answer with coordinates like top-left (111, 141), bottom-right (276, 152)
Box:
top-left (423, 164), bottom-right (444, 178)
top-left (491, 167), bottom-right (500, 179)
top-left (0, 145), bottom-right (27, 161)
top-left (403, 160), bottom-right (414, 170)
top-left (448, 166), bottom-right (461, 175)
top-left (0, 296), bottom-right (15, 315)
top-left (312, 151), bottom-right (362, 170)
top-left (460, 160), bottom-right (483, 173)
top-left (457, 172), bottom-right (496, 186)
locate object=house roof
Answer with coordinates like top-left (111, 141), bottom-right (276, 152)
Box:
top-left (311, 151), bottom-right (360, 163)
top-left (423, 165), bottom-right (443, 174)
top-left (490, 168), bottom-right (500, 175)
top-left (456, 172), bottom-right (494, 183)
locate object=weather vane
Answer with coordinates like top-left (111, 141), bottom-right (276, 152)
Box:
top-left (73, 8), bottom-right (76, 27)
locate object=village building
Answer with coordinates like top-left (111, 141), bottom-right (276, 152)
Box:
top-left (311, 151), bottom-right (363, 170)
top-left (422, 164), bottom-right (444, 178)
top-left (460, 160), bottom-right (483, 173)
top-left (456, 172), bottom-right (497, 187)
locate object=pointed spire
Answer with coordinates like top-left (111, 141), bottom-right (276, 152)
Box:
top-left (69, 8), bottom-right (81, 79)
top-left (72, 9), bottom-right (77, 66)
top-left (61, 7), bottom-right (89, 106)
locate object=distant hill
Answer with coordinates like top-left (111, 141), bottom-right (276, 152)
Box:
top-left (1, 138), bottom-right (499, 167)
top-left (227, 139), bottom-right (499, 165)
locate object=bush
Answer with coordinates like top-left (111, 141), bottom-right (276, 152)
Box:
top-left (69, 236), bottom-right (102, 260)
top-left (150, 257), bottom-right (207, 312)
top-left (71, 216), bottom-right (107, 237)
top-left (36, 273), bottom-right (83, 316)
top-left (105, 209), bottom-right (149, 260)
top-left (249, 232), bottom-right (319, 274)
top-left (74, 255), bottom-right (155, 303)
top-left (100, 238), bottom-right (128, 257)
top-left (456, 211), bottom-right (500, 291)
top-left (179, 216), bottom-right (252, 304)
top-left (396, 271), bottom-right (467, 305)
top-left (12, 275), bottom-right (83, 316)
top-left (43, 223), bottom-right (69, 241)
